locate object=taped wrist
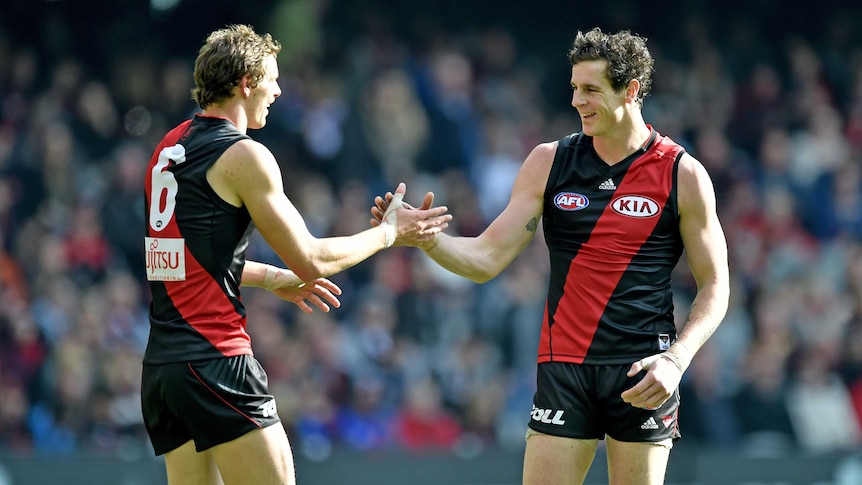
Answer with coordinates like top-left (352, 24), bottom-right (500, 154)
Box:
top-left (261, 265), bottom-right (301, 291)
top-left (382, 223), bottom-right (396, 249)
top-left (661, 342), bottom-right (693, 373)
top-left (380, 192), bottom-right (404, 248)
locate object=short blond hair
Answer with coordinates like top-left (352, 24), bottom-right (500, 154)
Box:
top-left (191, 24), bottom-right (282, 109)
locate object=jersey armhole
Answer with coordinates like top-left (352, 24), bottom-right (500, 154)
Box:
top-left (671, 150), bottom-right (684, 218)
top-left (543, 132), bottom-right (582, 202)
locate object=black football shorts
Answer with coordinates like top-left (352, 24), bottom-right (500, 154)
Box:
top-left (528, 361), bottom-right (680, 443)
top-left (141, 354), bottom-right (281, 455)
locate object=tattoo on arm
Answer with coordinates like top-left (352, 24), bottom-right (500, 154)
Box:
top-left (526, 217), bottom-right (538, 233)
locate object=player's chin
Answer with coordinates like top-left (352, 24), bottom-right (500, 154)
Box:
top-left (579, 117), bottom-right (601, 136)
top-left (249, 116), bottom-right (267, 130)
top-left (580, 124), bottom-right (598, 137)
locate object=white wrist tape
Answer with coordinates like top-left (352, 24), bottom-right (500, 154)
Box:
top-left (660, 352), bottom-right (685, 373)
top-left (661, 342), bottom-right (693, 373)
top-left (263, 265), bottom-right (277, 289)
top-left (261, 265), bottom-right (301, 291)
top-left (380, 192), bottom-right (404, 248)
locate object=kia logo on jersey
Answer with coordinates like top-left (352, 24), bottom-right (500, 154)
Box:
top-left (612, 195), bottom-right (660, 218)
top-left (554, 192), bottom-right (589, 211)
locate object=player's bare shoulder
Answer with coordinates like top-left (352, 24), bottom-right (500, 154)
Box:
top-left (220, 138), bottom-right (273, 167)
top-left (524, 140), bottom-right (558, 167)
top-left (677, 152), bottom-right (718, 215)
top-left (209, 139), bottom-right (280, 206)
top-left (516, 140), bottom-right (558, 188)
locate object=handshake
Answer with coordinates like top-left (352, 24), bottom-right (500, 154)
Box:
top-left (370, 182), bottom-right (451, 249)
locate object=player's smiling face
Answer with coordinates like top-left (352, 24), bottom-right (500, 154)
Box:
top-left (569, 60), bottom-right (627, 137)
top-left (247, 55), bottom-right (281, 130)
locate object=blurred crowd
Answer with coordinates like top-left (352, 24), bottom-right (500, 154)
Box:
top-left (2, 0), bottom-right (862, 460)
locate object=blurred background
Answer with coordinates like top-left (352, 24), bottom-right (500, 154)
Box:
top-left (1, 0), bottom-right (862, 483)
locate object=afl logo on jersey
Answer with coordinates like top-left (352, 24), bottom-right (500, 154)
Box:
top-left (612, 195), bottom-right (660, 218)
top-left (554, 192), bottom-right (589, 211)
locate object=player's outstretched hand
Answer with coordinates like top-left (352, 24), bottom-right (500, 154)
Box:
top-left (373, 183), bottom-right (451, 247)
top-left (371, 187), bottom-right (435, 225)
top-left (270, 278), bottom-right (342, 314)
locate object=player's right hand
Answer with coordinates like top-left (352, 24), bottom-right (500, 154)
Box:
top-left (371, 183), bottom-right (450, 247)
top-left (371, 186), bottom-right (435, 225)
top-left (621, 353), bottom-right (682, 410)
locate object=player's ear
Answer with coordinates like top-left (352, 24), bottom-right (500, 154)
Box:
top-left (625, 79), bottom-right (640, 104)
top-left (239, 75), bottom-right (253, 97)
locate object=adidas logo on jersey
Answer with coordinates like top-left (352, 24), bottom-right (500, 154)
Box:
top-left (641, 417), bottom-right (660, 430)
top-left (598, 178), bottom-right (616, 190)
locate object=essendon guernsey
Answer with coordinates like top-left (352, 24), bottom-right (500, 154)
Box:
top-left (540, 127), bottom-right (685, 365)
top-left (143, 115), bottom-right (253, 364)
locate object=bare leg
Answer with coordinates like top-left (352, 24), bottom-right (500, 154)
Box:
top-left (164, 440), bottom-right (224, 485)
top-left (211, 424), bottom-right (296, 485)
top-left (522, 429), bottom-right (598, 485)
top-left (605, 435), bottom-right (671, 485)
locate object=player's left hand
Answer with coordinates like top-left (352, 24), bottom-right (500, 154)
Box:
top-left (270, 278), bottom-right (342, 313)
top-left (620, 353), bottom-right (682, 410)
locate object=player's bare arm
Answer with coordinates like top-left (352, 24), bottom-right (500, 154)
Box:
top-left (208, 139), bottom-right (451, 281)
top-left (622, 152), bottom-right (730, 409)
top-left (241, 260), bottom-right (342, 313)
top-left (411, 141), bottom-right (555, 283)
top-left (672, 152), bottom-right (730, 356)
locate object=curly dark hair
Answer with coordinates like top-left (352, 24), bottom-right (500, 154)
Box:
top-left (568, 27), bottom-right (654, 106)
top-left (191, 24), bottom-right (282, 109)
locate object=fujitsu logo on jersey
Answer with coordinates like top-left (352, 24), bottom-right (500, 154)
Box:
top-left (554, 192), bottom-right (589, 211)
top-left (145, 237), bottom-right (187, 281)
top-left (611, 195), bottom-right (660, 218)
top-left (148, 249), bottom-right (181, 270)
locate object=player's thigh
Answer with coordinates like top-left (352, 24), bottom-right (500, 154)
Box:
top-left (164, 439), bottom-right (224, 485)
top-left (523, 429), bottom-right (598, 485)
top-left (604, 435), bottom-right (670, 485)
top-left (211, 423), bottom-right (295, 485)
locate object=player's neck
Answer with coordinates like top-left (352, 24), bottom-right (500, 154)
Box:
top-left (201, 102), bottom-right (248, 134)
top-left (592, 114), bottom-right (650, 166)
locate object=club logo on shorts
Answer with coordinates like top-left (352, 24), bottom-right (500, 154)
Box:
top-left (554, 192), bottom-right (589, 211)
top-left (661, 413), bottom-right (675, 429)
top-left (531, 405), bottom-right (566, 425)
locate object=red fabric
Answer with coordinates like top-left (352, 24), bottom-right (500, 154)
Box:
top-left (395, 411), bottom-right (462, 450)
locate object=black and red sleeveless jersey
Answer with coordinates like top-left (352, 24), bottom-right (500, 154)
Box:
top-left (143, 115), bottom-right (254, 364)
top-left (539, 127), bottom-right (685, 365)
